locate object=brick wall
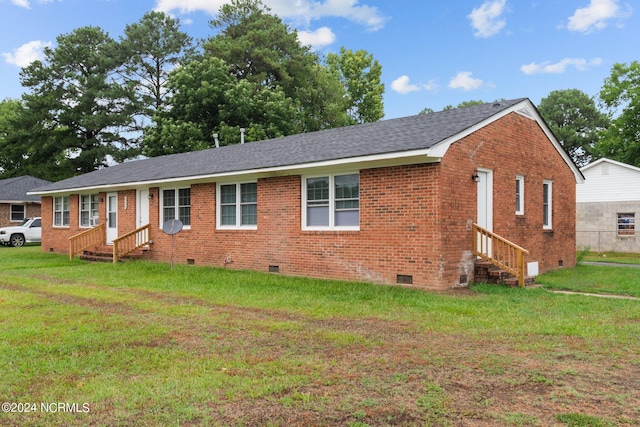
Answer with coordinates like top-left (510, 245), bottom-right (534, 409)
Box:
top-left (130, 167), bottom-right (444, 287)
top-left (40, 111), bottom-right (577, 288)
top-left (440, 111), bottom-right (577, 279)
top-left (0, 203), bottom-right (41, 228)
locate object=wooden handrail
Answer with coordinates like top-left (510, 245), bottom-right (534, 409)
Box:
top-left (473, 223), bottom-right (529, 287)
top-left (69, 224), bottom-right (106, 261)
top-left (112, 224), bottom-right (150, 263)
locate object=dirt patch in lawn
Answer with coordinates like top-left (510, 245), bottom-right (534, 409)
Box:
top-left (116, 287), bottom-right (640, 425)
top-left (6, 281), bottom-right (639, 426)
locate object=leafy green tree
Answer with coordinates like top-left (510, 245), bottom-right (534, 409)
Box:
top-left (444, 100), bottom-right (486, 110)
top-left (17, 26), bottom-right (138, 180)
top-left (326, 47), bottom-right (384, 124)
top-left (143, 56), bottom-right (299, 155)
top-left (143, 56), bottom-right (233, 156)
top-left (204, 0), bottom-right (350, 132)
top-left (0, 98), bottom-right (27, 178)
top-left (119, 11), bottom-right (195, 118)
top-left (539, 89), bottom-right (609, 167)
top-left (217, 79), bottom-right (298, 144)
top-left (595, 61), bottom-right (640, 167)
top-left (420, 100), bottom-right (487, 114)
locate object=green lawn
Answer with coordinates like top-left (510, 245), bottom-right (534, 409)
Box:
top-left (537, 263), bottom-right (640, 297)
top-left (1, 247), bottom-right (639, 426)
top-left (581, 251), bottom-right (640, 265)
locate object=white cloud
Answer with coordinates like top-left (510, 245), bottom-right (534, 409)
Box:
top-left (520, 57), bottom-right (603, 75)
top-left (155, 0), bottom-right (387, 31)
top-left (297, 26), bottom-right (336, 48)
top-left (154, 0), bottom-right (224, 15)
top-left (423, 79), bottom-right (439, 92)
top-left (391, 75), bottom-right (421, 94)
top-left (10, 0), bottom-right (30, 7)
top-left (1, 40), bottom-right (51, 67)
top-left (293, 0), bottom-right (387, 31)
top-left (567, 0), bottom-right (630, 33)
top-left (7, 0), bottom-right (56, 7)
top-left (448, 72), bottom-right (484, 91)
top-left (468, 0), bottom-right (507, 38)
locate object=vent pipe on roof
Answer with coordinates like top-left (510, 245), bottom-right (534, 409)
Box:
top-left (213, 133), bottom-right (219, 148)
top-left (240, 128), bottom-right (245, 144)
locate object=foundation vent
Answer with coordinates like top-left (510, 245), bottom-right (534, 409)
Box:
top-left (269, 265), bottom-right (280, 273)
top-left (397, 274), bottom-right (413, 285)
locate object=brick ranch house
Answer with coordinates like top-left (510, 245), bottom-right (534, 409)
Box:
top-left (0, 175), bottom-right (51, 227)
top-left (30, 98), bottom-right (583, 289)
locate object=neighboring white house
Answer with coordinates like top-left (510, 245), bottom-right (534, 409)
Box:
top-left (576, 158), bottom-right (639, 253)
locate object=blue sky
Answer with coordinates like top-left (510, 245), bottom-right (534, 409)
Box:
top-left (0, 0), bottom-right (637, 119)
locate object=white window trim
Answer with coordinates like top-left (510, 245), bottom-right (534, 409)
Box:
top-left (543, 180), bottom-right (553, 230)
top-left (160, 187), bottom-right (191, 229)
top-left (216, 181), bottom-right (258, 230)
top-left (302, 172), bottom-right (360, 231)
top-left (53, 195), bottom-right (70, 228)
top-left (10, 204), bottom-right (25, 222)
top-left (79, 194), bottom-right (100, 228)
top-left (516, 175), bottom-right (524, 215)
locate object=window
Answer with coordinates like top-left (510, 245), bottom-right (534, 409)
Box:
top-left (162, 188), bottom-right (191, 226)
top-left (80, 194), bottom-right (99, 227)
top-left (10, 205), bottom-right (25, 222)
top-left (542, 180), bottom-right (552, 229)
top-left (617, 213), bottom-right (635, 236)
top-left (217, 182), bottom-right (257, 228)
top-left (515, 175), bottom-right (524, 215)
top-left (303, 173), bottom-right (360, 229)
top-left (53, 196), bottom-right (70, 227)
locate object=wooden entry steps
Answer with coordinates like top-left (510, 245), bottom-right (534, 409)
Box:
top-left (80, 245), bottom-right (147, 263)
top-left (474, 260), bottom-right (536, 287)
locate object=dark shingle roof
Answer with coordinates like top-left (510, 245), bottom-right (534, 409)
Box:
top-left (31, 99), bottom-right (527, 193)
top-left (0, 175), bottom-right (51, 202)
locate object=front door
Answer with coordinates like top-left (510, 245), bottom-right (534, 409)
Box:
top-left (476, 169), bottom-right (493, 255)
top-left (106, 192), bottom-right (118, 244)
top-left (137, 189), bottom-right (150, 228)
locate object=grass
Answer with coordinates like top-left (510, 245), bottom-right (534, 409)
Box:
top-left (581, 251), bottom-right (640, 265)
top-left (1, 246), bottom-right (639, 426)
top-left (537, 256), bottom-right (640, 297)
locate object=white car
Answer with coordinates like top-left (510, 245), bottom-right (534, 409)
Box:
top-left (0, 217), bottom-right (42, 247)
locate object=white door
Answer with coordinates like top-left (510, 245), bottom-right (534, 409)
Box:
top-left (106, 192), bottom-right (118, 244)
top-left (137, 189), bottom-right (150, 228)
top-left (476, 169), bottom-right (493, 255)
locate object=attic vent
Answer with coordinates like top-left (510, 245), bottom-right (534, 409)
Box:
top-left (516, 106), bottom-right (535, 120)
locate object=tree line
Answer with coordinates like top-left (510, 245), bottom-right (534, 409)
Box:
top-left (419, 62), bottom-right (640, 169)
top-left (0, 0), bottom-right (384, 181)
top-left (1, 0), bottom-right (639, 180)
